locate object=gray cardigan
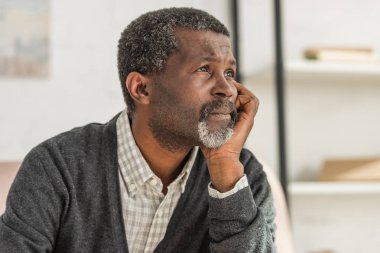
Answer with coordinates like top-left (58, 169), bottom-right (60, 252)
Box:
top-left (0, 114), bottom-right (276, 252)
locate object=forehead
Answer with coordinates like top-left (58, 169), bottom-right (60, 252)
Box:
top-left (174, 29), bottom-right (234, 62)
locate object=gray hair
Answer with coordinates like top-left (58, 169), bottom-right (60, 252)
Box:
top-left (117, 7), bottom-right (230, 116)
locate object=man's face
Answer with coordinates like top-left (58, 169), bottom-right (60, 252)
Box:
top-left (148, 29), bottom-right (238, 152)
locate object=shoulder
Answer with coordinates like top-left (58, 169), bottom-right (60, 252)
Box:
top-left (21, 114), bottom-right (120, 179)
top-left (47, 122), bottom-right (105, 149)
top-left (33, 114), bottom-right (119, 160)
top-left (31, 123), bottom-right (105, 161)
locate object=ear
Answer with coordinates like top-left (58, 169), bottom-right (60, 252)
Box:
top-left (125, 72), bottom-right (152, 106)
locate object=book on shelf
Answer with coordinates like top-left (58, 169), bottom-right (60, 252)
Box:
top-left (304, 46), bottom-right (377, 62)
top-left (319, 158), bottom-right (380, 181)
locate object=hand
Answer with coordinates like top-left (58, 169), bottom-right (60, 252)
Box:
top-left (201, 81), bottom-right (259, 192)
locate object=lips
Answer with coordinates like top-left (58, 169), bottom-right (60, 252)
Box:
top-left (209, 113), bottom-right (230, 116)
top-left (208, 111), bottom-right (232, 120)
top-left (209, 109), bottom-right (233, 115)
top-left (209, 106), bottom-right (232, 115)
top-left (200, 99), bottom-right (237, 123)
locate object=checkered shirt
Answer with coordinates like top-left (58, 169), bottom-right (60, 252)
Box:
top-left (116, 109), bottom-right (249, 253)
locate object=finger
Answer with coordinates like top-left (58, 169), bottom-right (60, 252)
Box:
top-left (235, 91), bottom-right (258, 116)
top-left (229, 95), bottom-right (258, 146)
top-left (235, 94), bottom-right (259, 116)
top-left (233, 81), bottom-right (255, 98)
top-left (233, 81), bottom-right (259, 116)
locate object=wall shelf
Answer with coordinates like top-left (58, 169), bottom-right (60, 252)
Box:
top-left (289, 181), bottom-right (380, 195)
top-left (286, 59), bottom-right (380, 76)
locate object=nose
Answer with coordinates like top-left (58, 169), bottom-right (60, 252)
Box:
top-left (211, 74), bottom-right (237, 100)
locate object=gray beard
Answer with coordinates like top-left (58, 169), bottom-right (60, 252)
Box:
top-left (197, 121), bottom-right (234, 148)
top-left (197, 99), bottom-right (237, 148)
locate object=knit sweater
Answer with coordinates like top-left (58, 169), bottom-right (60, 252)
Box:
top-left (0, 114), bottom-right (276, 253)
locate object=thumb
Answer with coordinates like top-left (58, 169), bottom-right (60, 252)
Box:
top-left (235, 95), bottom-right (253, 109)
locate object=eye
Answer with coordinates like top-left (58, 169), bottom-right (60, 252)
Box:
top-left (225, 69), bottom-right (235, 78)
top-left (196, 66), bottom-right (210, 73)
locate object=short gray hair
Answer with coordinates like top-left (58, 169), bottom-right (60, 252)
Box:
top-left (117, 7), bottom-right (230, 116)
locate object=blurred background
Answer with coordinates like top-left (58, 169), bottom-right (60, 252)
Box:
top-left (1, 0), bottom-right (380, 252)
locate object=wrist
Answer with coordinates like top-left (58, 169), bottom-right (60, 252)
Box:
top-left (208, 160), bottom-right (244, 193)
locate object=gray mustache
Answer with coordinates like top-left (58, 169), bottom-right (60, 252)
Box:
top-left (200, 100), bottom-right (238, 123)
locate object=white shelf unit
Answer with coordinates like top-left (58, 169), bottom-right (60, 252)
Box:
top-left (286, 59), bottom-right (380, 253)
top-left (284, 58), bottom-right (380, 185)
top-left (289, 182), bottom-right (380, 195)
top-left (286, 59), bottom-right (380, 76)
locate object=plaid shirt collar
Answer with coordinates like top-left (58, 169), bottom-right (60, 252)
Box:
top-left (116, 109), bottom-right (198, 196)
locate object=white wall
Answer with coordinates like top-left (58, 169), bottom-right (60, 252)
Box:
top-left (284, 0), bottom-right (380, 60)
top-left (0, 0), bottom-right (231, 160)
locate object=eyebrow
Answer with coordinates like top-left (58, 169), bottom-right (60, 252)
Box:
top-left (200, 56), bottom-right (236, 66)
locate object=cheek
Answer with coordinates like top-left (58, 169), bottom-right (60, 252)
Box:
top-left (153, 88), bottom-right (198, 117)
top-left (152, 78), bottom-right (209, 116)
top-left (173, 85), bottom-right (205, 108)
top-left (232, 84), bottom-right (238, 99)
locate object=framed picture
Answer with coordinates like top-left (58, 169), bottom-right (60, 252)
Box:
top-left (0, 0), bottom-right (49, 77)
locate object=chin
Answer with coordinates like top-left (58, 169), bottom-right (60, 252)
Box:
top-left (197, 121), bottom-right (233, 148)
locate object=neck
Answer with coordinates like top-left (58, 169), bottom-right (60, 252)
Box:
top-left (131, 115), bottom-right (192, 190)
